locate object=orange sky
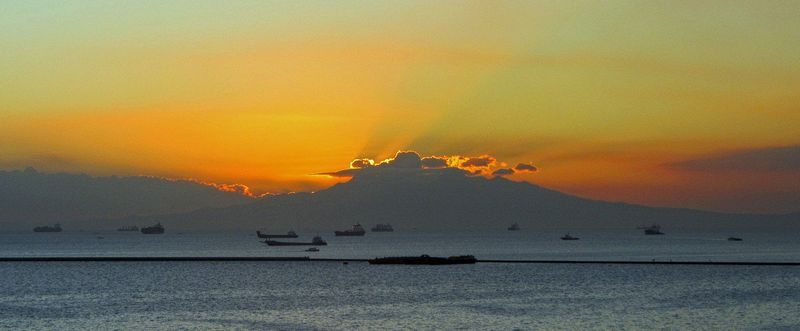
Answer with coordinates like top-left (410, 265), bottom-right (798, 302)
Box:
top-left (1, 2), bottom-right (798, 213)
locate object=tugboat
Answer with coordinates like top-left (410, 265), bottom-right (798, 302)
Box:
top-left (334, 223), bottom-right (366, 236)
top-left (368, 255), bottom-right (477, 265)
top-left (256, 230), bottom-right (298, 239)
top-left (117, 226), bottom-right (139, 232)
top-left (141, 223), bottom-right (165, 234)
top-left (507, 223), bottom-right (520, 231)
top-left (727, 237), bottom-right (743, 241)
top-left (371, 224), bottom-right (394, 232)
top-left (265, 235), bottom-right (327, 246)
top-left (33, 224), bottom-right (62, 232)
top-left (639, 224), bottom-right (664, 235)
top-left (560, 233), bottom-right (579, 240)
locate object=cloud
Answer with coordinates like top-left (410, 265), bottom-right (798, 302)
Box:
top-left (322, 150), bottom-right (535, 179)
top-left (382, 151), bottom-right (422, 168)
top-left (669, 145), bottom-right (800, 172)
top-left (492, 168), bottom-right (514, 176)
top-left (350, 158), bottom-right (375, 168)
top-left (460, 155), bottom-right (496, 168)
top-left (204, 183), bottom-right (258, 197)
top-left (421, 156), bottom-right (449, 169)
top-left (318, 168), bottom-right (362, 178)
top-left (514, 163), bottom-right (538, 173)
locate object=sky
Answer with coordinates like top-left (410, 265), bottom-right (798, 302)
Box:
top-left (1, 1), bottom-right (798, 213)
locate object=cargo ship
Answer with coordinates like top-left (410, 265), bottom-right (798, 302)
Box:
top-left (141, 223), bottom-right (165, 234)
top-left (334, 223), bottom-right (365, 236)
top-left (33, 224), bottom-right (62, 232)
top-left (638, 224), bottom-right (664, 235)
top-left (256, 230), bottom-right (298, 239)
top-left (265, 235), bottom-right (327, 246)
top-left (560, 233), bottom-right (579, 240)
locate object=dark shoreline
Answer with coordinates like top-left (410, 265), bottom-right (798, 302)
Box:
top-left (0, 256), bottom-right (798, 266)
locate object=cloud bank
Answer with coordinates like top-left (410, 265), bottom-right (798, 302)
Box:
top-left (320, 151), bottom-right (539, 178)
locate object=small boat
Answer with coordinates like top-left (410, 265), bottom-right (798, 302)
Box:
top-left (560, 233), bottom-right (579, 240)
top-left (256, 230), bottom-right (298, 239)
top-left (117, 226), bottom-right (139, 232)
top-left (141, 223), bottom-right (165, 234)
top-left (266, 235), bottom-right (327, 246)
top-left (507, 223), bottom-right (520, 231)
top-left (638, 224), bottom-right (664, 235)
top-left (305, 247), bottom-right (320, 252)
top-left (335, 223), bottom-right (366, 236)
top-left (368, 255), bottom-right (477, 265)
top-left (371, 224), bottom-right (394, 232)
top-left (33, 224), bottom-right (62, 233)
top-left (727, 237), bottom-right (743, 241)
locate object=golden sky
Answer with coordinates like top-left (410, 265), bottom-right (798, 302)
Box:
top-left (1, 1), bottom-right (798, 213)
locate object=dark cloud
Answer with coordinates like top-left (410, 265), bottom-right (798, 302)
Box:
top-left (421, 156), bottom-right (448, 169)
top-left (383, 151), bottom-right (422, 168)
top-left (514, 163), bottom-right (538, 173)
top-left (669, 145), bottom-right (800, 172)
top-left (492, 168), bottom-right (514, 176)
top-left (461, 155), bottom-right (496, 168)
top-left (318, 168), bottom-right (362, 178)
top-left (324, 151), bottom-right (532, 179)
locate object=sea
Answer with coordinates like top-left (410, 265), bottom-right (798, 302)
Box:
top-left (1, 229), bottom-right (799, 330)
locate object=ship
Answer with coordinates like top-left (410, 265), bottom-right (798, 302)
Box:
top-left (141, 223), bottom-right (165, 234)
top-left (727, 237), bottom-right (743, 241)
top-left (638, 224), bottom-right (664, 235)
top-left (368, 255), bottom-right (477, 265)
top-left (507, 223), bottom-right (520, 231)
top-left (33, 224), bottom-right (62, 232)
top-left (256, 230), bottom-right (298, 239)
top-left (560, 233), bottom-right (579, 240)
top-left (334, 223), bottom-right (366, 236)
top-left (265, 235), bottom-right (327, 246)
top-left (117, 226), bottom-right (139, 232)
top-left (371, 224), bottom-right (394, 232)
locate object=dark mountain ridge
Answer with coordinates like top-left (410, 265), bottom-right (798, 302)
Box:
top-left (0, 167), bottom-right (252, 230)
top-left (125, 167), bottom-right (798, 231)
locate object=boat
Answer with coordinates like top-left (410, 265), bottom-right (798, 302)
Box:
top-left (368, 255), bottom-right (477, 265)
top-left (305, 247), bottom-right (320, 252)
top-left (265, 235), bottom-right (327, 246)
top-left (371, 224), bottom-right (394, 232)
top-left (334, 223), bottom-right (366, 236)
top-left (117, 226), bottom-right (139, 232)
top-left (141, 223), bottom-right (165, 234)
top-left (507, 223), bottom-right (520, 231)
top-left (727, 237), bottom-right (743, 241)
top-left (33, 224), bottom-right (62, 232)
top-left (638, 224), bottom-right (664, 235)
top-left (560, 233), bottom-right (579, 240)
top-left (256, 230), bottom-right (298, 239)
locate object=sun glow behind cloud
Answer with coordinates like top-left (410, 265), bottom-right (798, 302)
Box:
top-left (1, 1), bottom-right (799, 212)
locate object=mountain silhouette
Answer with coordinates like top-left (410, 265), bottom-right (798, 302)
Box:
top-left (127, 167), bottom-right (798, 231)
top-left (0, 167), bottom-right (252, 230)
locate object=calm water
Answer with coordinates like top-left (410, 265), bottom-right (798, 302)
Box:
top-left (2, 229), bottom-right (800, 261)
top-left (1, 230), bottom-right (799, 329)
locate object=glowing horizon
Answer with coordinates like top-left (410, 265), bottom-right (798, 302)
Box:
top-left (1, 2), bottom-right (798, 213)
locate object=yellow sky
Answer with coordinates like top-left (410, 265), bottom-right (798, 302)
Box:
top-left (1, 1), bottom-right (799, 212)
